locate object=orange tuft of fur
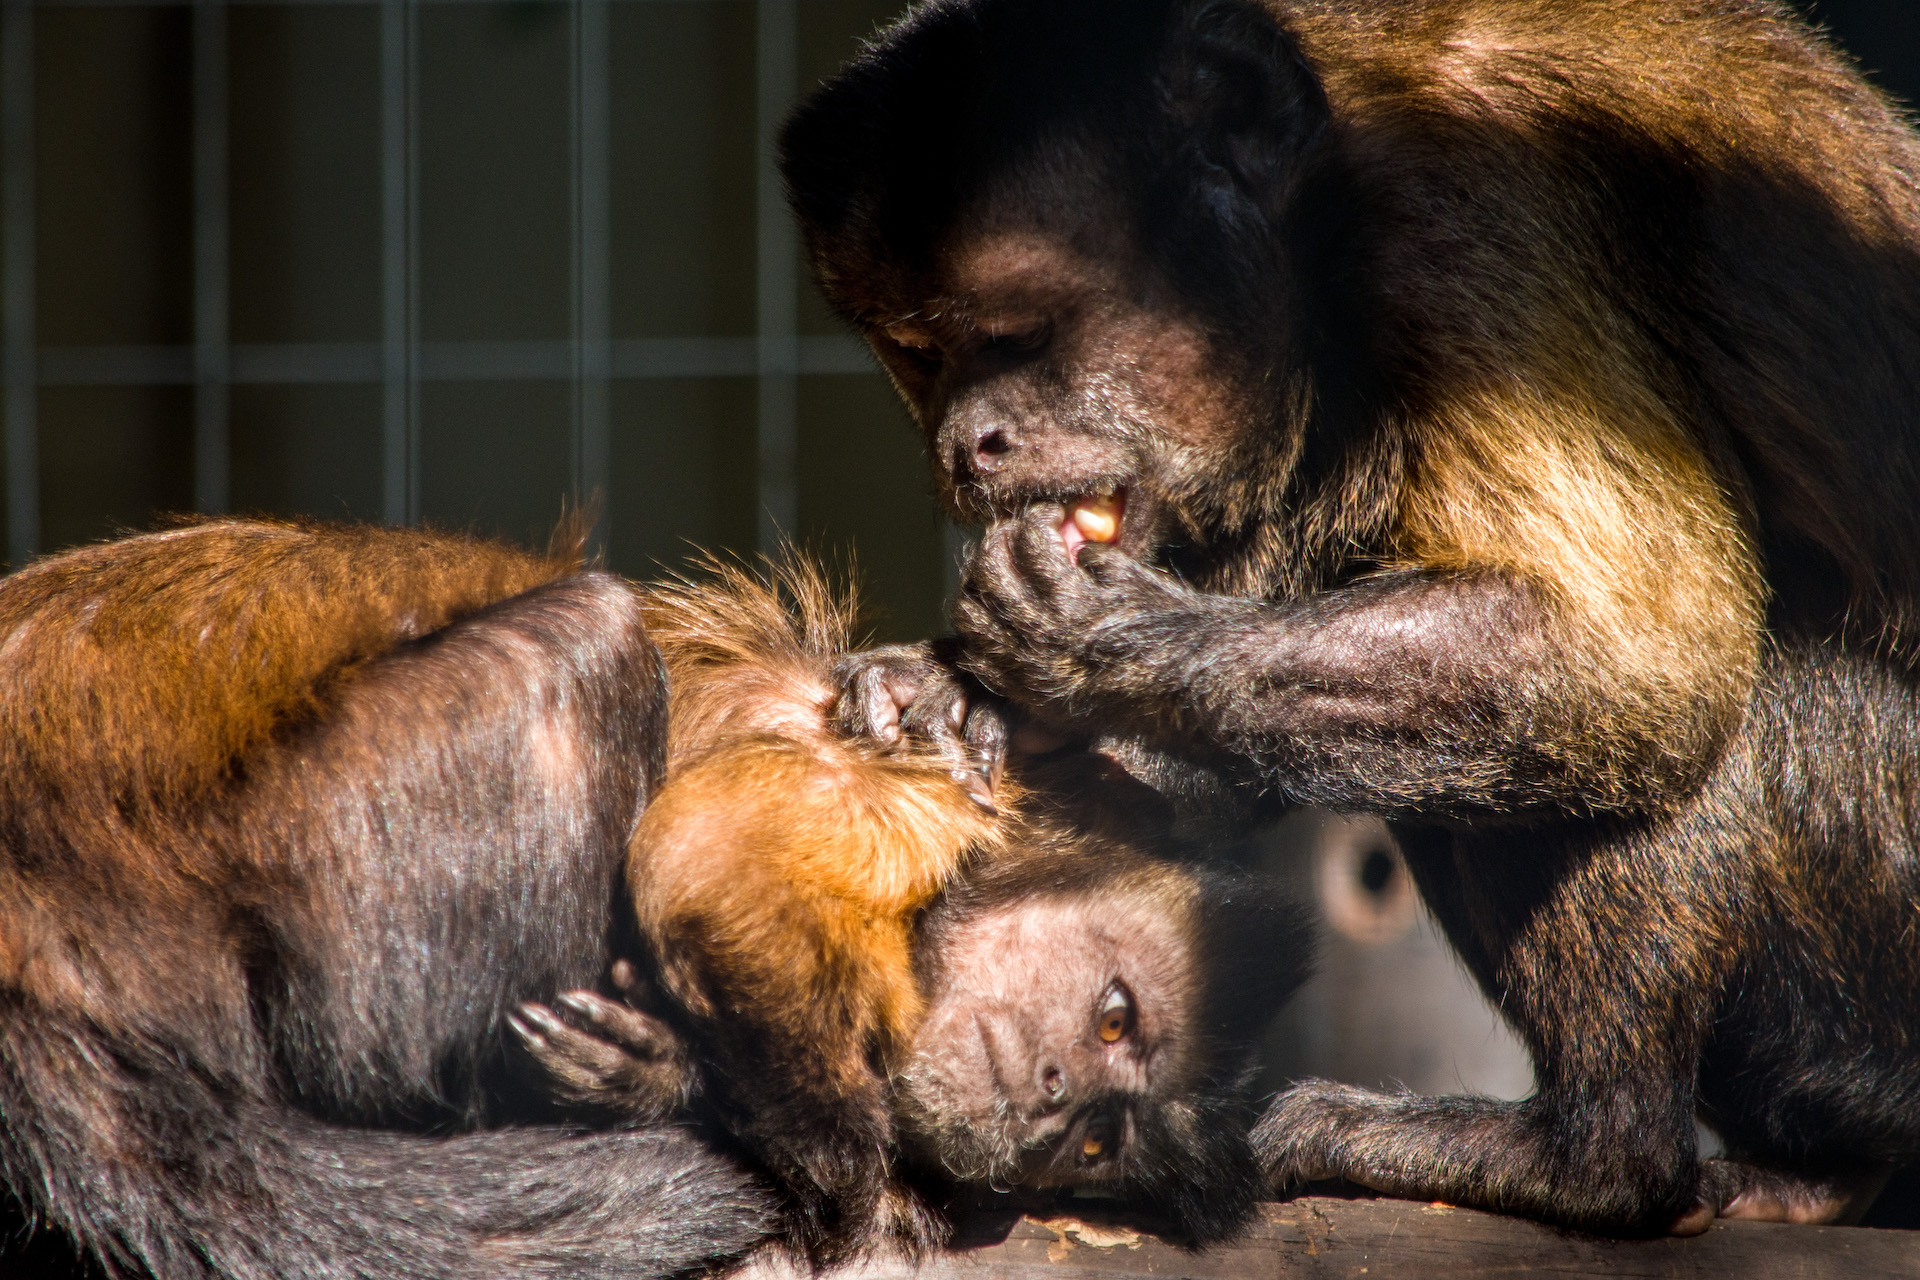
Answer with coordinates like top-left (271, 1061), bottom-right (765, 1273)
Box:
top-left (629, 557), bottom-right (1004, 1089)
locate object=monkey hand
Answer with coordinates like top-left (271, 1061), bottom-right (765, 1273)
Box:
top-left (509, 978), bottom-right (694, 1122)
top-left (1673, 1158), bottom-right (1895, 1235)
top-left (956, 504), bottom-right (1230, 732)
top-left (1249, 1079), bottom-right (1366, 1193)
top-left (830, 640), bottom-right (1010, 810)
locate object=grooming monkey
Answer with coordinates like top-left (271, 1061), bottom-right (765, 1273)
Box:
top-left (783, 0), bottom-right (1920, 1237)
top-left (0, 519), bottom-right (1302, 1277)
top-left (513, 558), bottom-right (1306, 1253)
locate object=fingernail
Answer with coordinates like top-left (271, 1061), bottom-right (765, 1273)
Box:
top-left (961, 772), bottom-right (999, 815)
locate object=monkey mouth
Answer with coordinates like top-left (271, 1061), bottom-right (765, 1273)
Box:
top-left (1058, 488), bottom-right (1126, 564)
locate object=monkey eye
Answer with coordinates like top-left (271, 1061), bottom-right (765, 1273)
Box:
top-left (979, 322), bottom-right (1051, 360)
top-left (1079, 1114), bottom-right (1116, 1162)
top-left (1096, 984), bottom-right (1134, 1044)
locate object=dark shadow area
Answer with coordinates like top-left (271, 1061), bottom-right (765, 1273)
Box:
top-left (0, 1191), bottom-right (106, 1280)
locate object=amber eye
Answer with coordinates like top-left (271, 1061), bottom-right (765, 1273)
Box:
top-left (1097, 985), bottom-right (1133, 1044)
top-left (1081, 1116), bottom-right (1113, 1160)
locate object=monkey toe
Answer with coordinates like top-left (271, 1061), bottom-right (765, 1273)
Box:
top-left (1700, 1158), bottom-right (1891, 1226)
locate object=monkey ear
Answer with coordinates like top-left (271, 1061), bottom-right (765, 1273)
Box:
top-left (1159, 0), bottom-right (1327, 218)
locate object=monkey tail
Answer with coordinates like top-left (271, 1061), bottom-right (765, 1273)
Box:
top-left (0, 1024), bottom-right (779, 1280)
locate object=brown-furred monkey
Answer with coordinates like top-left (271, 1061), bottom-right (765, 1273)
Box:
top-left (0, 519), bottom-right (1303, 1279)
top-left (513, 558), bottom-right (1304, 1255)
top-left (0, 519), bottom-right (777, 1280)
top-left (783, 0), bottom-right (1920, 1238)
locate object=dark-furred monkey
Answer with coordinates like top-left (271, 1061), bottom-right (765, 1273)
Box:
top-left (782, 0), bottom-right (1920, 1237)
top-left (0, 520), bottom-right (1303, 1277)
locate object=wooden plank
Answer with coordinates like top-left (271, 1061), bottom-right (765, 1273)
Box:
top-left (740, 1198), bottom-right (1920, 1279)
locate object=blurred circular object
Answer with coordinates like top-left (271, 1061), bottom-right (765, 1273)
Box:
top-left (1316, 816), bottom-right (1418, 945)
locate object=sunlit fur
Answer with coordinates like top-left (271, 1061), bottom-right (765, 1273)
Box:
top-left (624, 558), bottom-right (1003, 1250)
top-left (783, 0), bottom-right (1920, 1238)
top-left (0, 518), bottom-right (775, 1280)
top-left (619, 560), bottom-right (1304, 1253)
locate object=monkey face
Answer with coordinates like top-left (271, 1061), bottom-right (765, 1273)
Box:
top-left (865, 222), bottom-right (1265, 560)
top-left (894, 850), bottom-right (1304, 1242)
top-left (896, 888), bottom-right (1201, 1188)
top-left (784, 0), bottom-right (1327, 563)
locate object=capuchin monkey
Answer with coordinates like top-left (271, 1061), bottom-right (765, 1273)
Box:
top-left (781, 0), bottom-right (1920, 1238)
top-left (513, 558), bottom-right (1307, 1256)
top-left (0, 518), bottom-right (775, 1280)
top-left (0, 519), bottom-right (1305, 1278)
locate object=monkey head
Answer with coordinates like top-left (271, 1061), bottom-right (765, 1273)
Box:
top-left (782, 0), bottom-right (1330, 560)
top-left (896, 834), bottom-right (1308, 1242)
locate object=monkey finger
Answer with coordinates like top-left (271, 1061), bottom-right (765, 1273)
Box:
top-left (963, 699), bottom-right (1010, 797)
top-left (555, 989), bottom-right (682, 1061)
top-left (1074, 541), bottom-right (1168, 597)
top-left (832, 660), bottom-right (910, 746)
top-left (961, 530), bottom-right (1061, 641)
top-left (1007, 506), bottom-right (1083, 603)
top-left (510, 1003), bottom-right (633, 1078)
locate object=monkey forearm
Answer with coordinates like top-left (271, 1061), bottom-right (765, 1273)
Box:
top-left (957, 513), bottom-right (1725, 817)
top-left (1117, 572), bottom-right (1589, 814)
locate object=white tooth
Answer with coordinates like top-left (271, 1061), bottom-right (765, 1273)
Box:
top-left (1071, 502), bottom-right (1119, 544)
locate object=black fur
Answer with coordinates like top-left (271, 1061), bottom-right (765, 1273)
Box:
top-left (783, 0), bottom-right (1920, 1233)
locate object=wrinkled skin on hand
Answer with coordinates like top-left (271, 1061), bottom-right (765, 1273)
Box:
top-left (952, 505), bottom-right (1231, 736)
top-left (828, 639), bottom-right (1012, 807)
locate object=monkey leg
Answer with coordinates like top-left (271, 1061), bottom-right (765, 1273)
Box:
top-left (1255, 1074), bottom-right (1708, 1235)
top-left (230, 570), bottom-right (669, 1127)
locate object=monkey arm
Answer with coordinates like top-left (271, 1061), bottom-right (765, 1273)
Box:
top-left (1256, 1078), bottom-right (1708, 1235)
top-left (954, 506), bottom-right (1746, 819)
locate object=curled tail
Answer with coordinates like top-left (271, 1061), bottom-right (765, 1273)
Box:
top-left (0, 1021), bottom-right (777, 1280)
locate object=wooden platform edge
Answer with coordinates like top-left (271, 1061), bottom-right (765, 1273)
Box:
top-left (735, 1196), bottom-right (1920, 1279)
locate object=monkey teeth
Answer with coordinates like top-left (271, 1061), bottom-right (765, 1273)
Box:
top-left (1060, 490), bottom-right (1125, 564)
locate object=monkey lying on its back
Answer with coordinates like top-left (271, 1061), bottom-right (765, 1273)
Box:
top-left (517, 560), bottom-right (1305, 1253)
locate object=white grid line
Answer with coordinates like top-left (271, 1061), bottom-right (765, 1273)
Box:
top-left (33, 337), bottom-right (872, 385)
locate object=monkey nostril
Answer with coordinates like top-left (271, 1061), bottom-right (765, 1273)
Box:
top-left (1041, 1065), bottom-right (1066, 1101)
top-left (972, 427), bottom-right (1013, 473)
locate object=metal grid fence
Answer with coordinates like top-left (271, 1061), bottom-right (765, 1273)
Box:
top-left (0, 0), bottom-right (873, 568)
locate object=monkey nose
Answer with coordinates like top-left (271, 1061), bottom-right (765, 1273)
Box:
top-left (966, 425), bottom-right (1013, 475)
top-left (1039, 1063), bottom-right (1067, 1105)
